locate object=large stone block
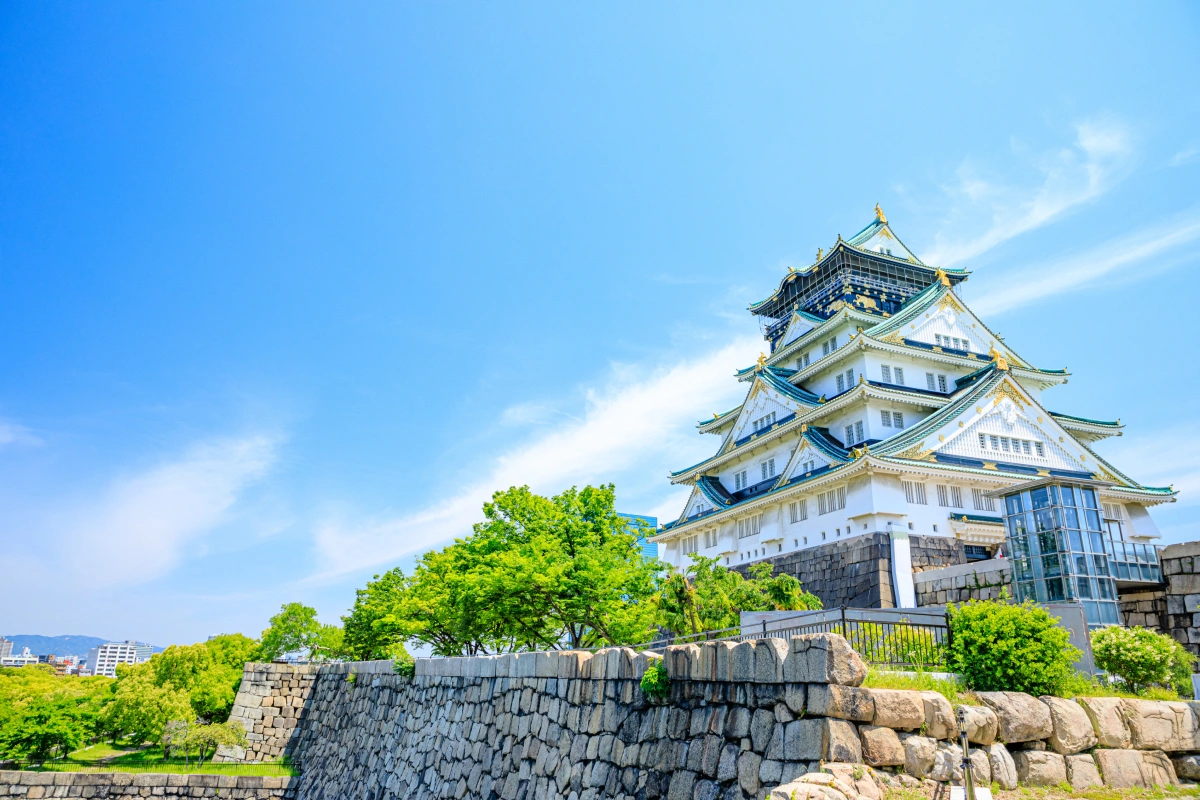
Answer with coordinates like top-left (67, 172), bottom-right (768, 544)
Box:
top-left (1124, 699), bottom-right (1197, 751)
top-left (930, 741), bottom-right (963, 783)
top-left (976, 691), bottom-right (1052, 743)
top-left (867, 689), bottom-right (924, 731)
top-left (1094, 749), bottom-right (1175, 788)
top-left (1066, 753), bottom-right (1103, 790)
top-left (917, 691), bottom-right (955, 740)
top-left (1174, 754), bottom-right (1200, 780)
top-left (899, 734), bottom-right (936, 780)
top-left (782, 717), bottom-right (859, 762)
top-left (753, 638), bottom-right (789, 683)
top-left (732, 641), bottom-right (755, 682)
top-left (807, 684), bottom-right (874, 722)
top-left (954, 704), bottom-right (997, 746)
top-left (1078, 696), bottom-right (1132, 748)
top-left (782, 633), bottom-right (866, 686)
top-left (985, 742), bottom-right (1017, 790)
top-left (859, 725), bottom-right (904, 767)
top-left (1012, 750), bottom-right (1067, 787)
top-left (1039, 696), bottom-right (1096, 754)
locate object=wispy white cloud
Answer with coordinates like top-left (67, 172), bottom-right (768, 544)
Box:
top-left (969, 209), bottom-right (1200, 316)
top-left (0, 419), bottom-right (42, 449)
top-left (1170, 145), bottom-right (1200, 167)
top-left (311, 336), bottom-right (761, 578)
top-left (922, 118), bottom-right (1136, 267)
top-left (60, 435), bottom-right (280, 587)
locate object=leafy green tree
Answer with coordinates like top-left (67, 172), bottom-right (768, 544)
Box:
top-left (1093, 625), bottom-right (1196, 695)
top-left (466, 485), bottom-right (662, 650)
top-left (102, 662), bottom-right (194, 744)
top-left (0, 665), bottom-right (112, 759)
top-left (946, 595), bottom-right (1080, 696)
top-left (342, 567), bottom-right (416, 661)
top-left (260, 602), bottom-right (344, 661)
top-left (656, 557), bottom-right (822, 637)
top-left (0, 693), bottom-right (87, 761)
top-left (175, 720), bottom-right (248, 765)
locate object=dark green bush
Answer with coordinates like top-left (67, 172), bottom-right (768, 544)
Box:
top-left (946, 595), bottom-right (1080, 696)
top-left (392, 658), bottom-right (416, 679)
top-left (639, 660), bottom-right (670, 701)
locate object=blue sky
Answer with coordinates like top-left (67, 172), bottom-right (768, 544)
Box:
top-left (1, 3), bottom-right (1198, 646)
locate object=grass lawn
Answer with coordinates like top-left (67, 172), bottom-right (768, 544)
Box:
top-left (20, 744), bottom-right (298, 776)
top-left (886, 785), bottom-right (1200, 800)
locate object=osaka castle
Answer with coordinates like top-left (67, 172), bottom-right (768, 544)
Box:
top-left (651, 207), bottom-right (1176, 608)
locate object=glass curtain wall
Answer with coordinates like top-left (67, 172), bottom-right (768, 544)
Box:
top-left (1003, 482), bottom-right (1121, 626)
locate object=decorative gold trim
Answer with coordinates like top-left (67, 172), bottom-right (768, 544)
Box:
top-left (875, 203), bottom-right (887, 224)
top-left (1037, 469), bottom-right (1051, 477)
top-left (879, 331), bottom-right (906, 346)
top-left (982, 462), bottom-right (998, 471)
top-left (991, 381), bottom-right (1026, 410)
top-left (895, 443), bottom-right (936, 462)
top-left (937, 292), bottom-right (964, 313)
top-left (935, 267), bottom-right (952, 288)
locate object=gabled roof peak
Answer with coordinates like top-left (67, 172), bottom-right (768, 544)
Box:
top-left (845, 207), bottom-right (924, 265)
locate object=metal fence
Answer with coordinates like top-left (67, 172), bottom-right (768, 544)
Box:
top-left (623, 607), bottom-right (950, 670)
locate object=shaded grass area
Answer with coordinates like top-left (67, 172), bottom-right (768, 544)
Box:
top-left (14, 744), bottom-right (297, 776)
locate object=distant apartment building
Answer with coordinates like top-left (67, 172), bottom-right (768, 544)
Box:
top-left (0, 637), bottom-right (12, 659)
top-left (85, 640), bottom-right (154, 678)
top-left (1, 647), bottom-right (39, 667)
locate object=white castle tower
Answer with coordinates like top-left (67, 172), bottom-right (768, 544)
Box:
top-left (651, 207), bottom-right (1175, 609)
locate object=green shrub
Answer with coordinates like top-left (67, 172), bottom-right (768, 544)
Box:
top-left (1092, 625), bottom-right (1195, 696)
top-left (639, 660), bottom-right (670, 701)
top-left (392, 658), bottom-right (416, 679)
top-left (946, 596), bottom-right (1080, 696)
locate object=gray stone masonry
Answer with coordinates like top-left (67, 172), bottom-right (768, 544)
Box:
top-left (203, 635), bottom-right (1198, 799)
top-left (1161, 541), bottom-right (1200, 655)
top-left (0, 772), bottom-right (293, 798)
top-left (913, 559), bottom-right (1010, 607)
top-left (733, 532), bottom-right (895, 608)
top-left (1121, 589), bottom-right (1168, 632)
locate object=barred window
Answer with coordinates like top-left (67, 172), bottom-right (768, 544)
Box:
top-left (836, 374), bottom-right (845, 393)
top-left (817, 486), bottom-right (846, 515)
top-left (736, 513), bottom-right (763, 539)
top-left (894, 367), bottom-right (905, 385)
top-left (881, 365), bottom-right (892, 383)
top-left (789, 500), bottom-right (808, 523)
top-left (938, 374), bottom-right (948, 393)
top-left (855, 421), bottom-right (864, 442)
top-left (892, 412), bottom-right (904, 428)
top-left (881, 410), bottom-right (892, 427)
top-left (845, 425), bottom-right (855, 446)
top-left (972, 487), bottom-right (996, 512)
top-left (926, 372), bottom-right (936, 390)
top-left (761, 458), bottom-right (776, 481)
top-left (903, 480), bottom-right (928, 505)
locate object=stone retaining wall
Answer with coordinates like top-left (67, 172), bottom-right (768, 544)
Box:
top-left (0, 771), bottom-right (293, 798)
top-left (733, 533), bottom-right (895, 608)
top-left (913, 559), bottom-right (1010, 607)
top-left (1163, 541), bottom-right (1200, 655)
top-left (214, 636), bottom-right (1198, 799)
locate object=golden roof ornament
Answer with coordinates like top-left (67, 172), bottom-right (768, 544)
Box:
top-left (988, 345), bottom-right (1010, 372)
top-left (816, 247), bottom-right (823, 261)
top-left (874, 204), bottom-right (887, 224)
top-left (934, 267), bottom-right (952, 288)
top-left (756, 352), bottom-right (768, 370)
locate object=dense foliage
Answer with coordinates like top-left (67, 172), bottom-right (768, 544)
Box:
top-left (656, 557), bottom-right (822, 637)
top-left (1092, 625), bottom-right (1195, 695)
top-left (343, 484), bottom-right (664, 655)
top-left (946, 595), bottom-right (1080, 696)
top-left (259, 603), bottom-right (345, 662)
top-left (0, 665), bottom-right (111, 761)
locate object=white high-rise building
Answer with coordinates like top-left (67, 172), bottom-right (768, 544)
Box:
top-left (652, 208), bottom-right (1175, 611)
top-left (85, 640), bottom-right (154, 678)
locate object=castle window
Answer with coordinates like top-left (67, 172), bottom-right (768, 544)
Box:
top-left (894, 367), bottom-right (905, 385)
top-left (972, 487), bottom-right (996, 512)
top-left (881, 365), bottom-right (892, 383)
top-left (789, 500), bottom-right (808, 523)
top-left (938, 375), bottom-right (948, 393)
top-left (855, 421), bottom-right (864, 442)
top-left (802, 353), bottom-right (811, 368)
top-left (1021, 440), bottom-right (1031, 455)
top-left (845, 369), bottom-right (855, 388)
top-left (892, 412), bottom-right (904, 427)
top-left (1034, 442), bottom-right (1045, 457)
top-left (704, 530), bottom-right (718, 549)
top-left (684, 535), bottom-right (699, 555)
top-left (761, 458), bottom-right (776, 480)
top-left (737, 513), bottom-right (763, 539)
top-left (936, 484), bottom-right (963, 508)
top-left (903, 480), bottom-right (928, 505)
top-left (817, 486), bottom-right (847, 515)
top-left (734, 470), bottom-right (748, 490)
top-left (752, 411), bottom-right (777, 432)
top-left (927, 373), bottom-right (935, 390)
top-left (881, 410), bottom-right (892, 427)
top-left (837, 374), bottom-right (845, 393)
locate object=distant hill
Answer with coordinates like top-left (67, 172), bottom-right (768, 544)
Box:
top-left (1, 635), bottom-right (162, 659)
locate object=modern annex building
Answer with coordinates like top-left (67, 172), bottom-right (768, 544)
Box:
top-left (651, 208), bottom-right (1175, 608)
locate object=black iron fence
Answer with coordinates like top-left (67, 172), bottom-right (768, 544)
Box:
top-left (617, 607), bottom-right (950, 670)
